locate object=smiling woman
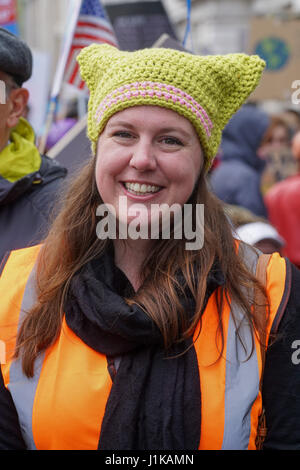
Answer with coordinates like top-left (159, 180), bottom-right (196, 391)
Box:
top-left (0, 44), bottom-right (300, 451)
top-left (96, 106), bottom-right (202, 239)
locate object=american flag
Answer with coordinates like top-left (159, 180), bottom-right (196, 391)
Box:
top-left (64, 0), bottom-right (118, 90)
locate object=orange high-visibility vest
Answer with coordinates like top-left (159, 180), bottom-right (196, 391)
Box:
top-left (0, 244), bottom-right (289, 450)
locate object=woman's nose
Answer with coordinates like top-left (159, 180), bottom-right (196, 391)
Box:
top-left (129, 141), bottom-right (157, 171)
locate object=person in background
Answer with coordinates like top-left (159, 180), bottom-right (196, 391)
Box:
top-left (209, 104), bottom-right (270, 218)
top-left (259, 115), bottom-right (296, 195)
top-left (264, 130), bottom-right (300, 268)
top-left (235, 222), bottom-right (285, 255)
top-left (0, 44), bottom-right (300, 451)
top-left (279, 108), bottom-right (300, 136)
top-left (291, 130), bottom-right (300, 171)
top-left (260, 115), bottom-right (290, 152)
top-left (223, 203), bottom-right (285, 255)
top-left (0, 28), bottom-right (67, 262)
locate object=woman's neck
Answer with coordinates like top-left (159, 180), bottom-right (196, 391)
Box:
top-left (113, 238), bottom-right (154, 292)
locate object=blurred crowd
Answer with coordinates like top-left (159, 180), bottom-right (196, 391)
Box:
top-left (15, 87), bottom-right (300, 271)
top-left (2, 25), bottom-right (300, 269)
top-left (209, 103), bottom-right (300, 268)
top-left (43, 97), bottom-right (300, 268)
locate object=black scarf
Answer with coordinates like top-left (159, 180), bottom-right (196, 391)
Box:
top-left (65, 248), bottom-right (224, 450)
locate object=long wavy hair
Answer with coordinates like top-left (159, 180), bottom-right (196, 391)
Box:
top-left (15, 156), bottom-right (269, 377)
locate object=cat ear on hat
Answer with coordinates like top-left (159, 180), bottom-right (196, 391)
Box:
top-left (193, 53), bottom-right (266, 163)
top-left (77, 43), bottom-right (118, 92)
top-left (212, 53), bottom-right (266, 129)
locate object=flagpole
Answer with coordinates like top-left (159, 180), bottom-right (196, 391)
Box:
top-left (182, 0), bottom-right (194, 52)
top-left (38, 0), bottom-right (82, 154)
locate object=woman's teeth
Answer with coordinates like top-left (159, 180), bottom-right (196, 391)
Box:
top-left (124, 182), bottom-right (161, 194)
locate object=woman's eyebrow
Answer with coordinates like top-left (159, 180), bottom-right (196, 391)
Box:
top-left (158, 127), bottom-right (192, 139)
top-left (107, 121), bottom-right (135, 129)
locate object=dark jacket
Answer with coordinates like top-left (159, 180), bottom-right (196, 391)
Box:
top-left (0, 155), bottom-right (66, 261)
top-left (210, 105), bottom-right (270, 218)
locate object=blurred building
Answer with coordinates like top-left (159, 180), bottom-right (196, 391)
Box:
top-left (15, 0), bottom-right (300, 129)
top-left (104, 0), bottom-right (177, 51)
top-left (17, 0), bottom-right (69, 78)
top-left (163, 0), bottom-right (252, 54)
top-left (253, 0), bottom-right (300, 15)
top-left (163, 0), bottom-right (300, 54)
top-left (17, 0), bottom-right (300, 76)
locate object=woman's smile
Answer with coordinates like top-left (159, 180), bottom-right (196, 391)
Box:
top-left (120, 180), bottom-right (164, 202)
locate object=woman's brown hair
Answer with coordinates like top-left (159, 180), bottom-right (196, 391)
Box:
top-left (15, 157), bottom-right (269, 377)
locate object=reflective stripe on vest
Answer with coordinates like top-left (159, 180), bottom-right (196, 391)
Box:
top-left (8, 265), bottom-right (44, 450)
top-left (0, 244), bottom-right (287, 450)
top-left (0, 246), bottom-right (113, 450)
top-left (194, 246), bottom-right (286, 449)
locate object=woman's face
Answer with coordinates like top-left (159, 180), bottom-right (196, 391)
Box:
top-left (95, 105), bottom-right (203, 232)
top-left (269, 124), bottom-right (290, 149)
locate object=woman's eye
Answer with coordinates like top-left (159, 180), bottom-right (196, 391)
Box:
top-left (113, 131), bottom-right (133, 139)
top-left (160, 136), bottom-right (183, 146)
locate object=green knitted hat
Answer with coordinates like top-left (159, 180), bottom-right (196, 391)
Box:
top-left (77, 44), bottom-right (265, 170)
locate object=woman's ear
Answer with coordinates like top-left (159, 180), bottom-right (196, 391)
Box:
top-left (6, 88), bottom-right (29, 129)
